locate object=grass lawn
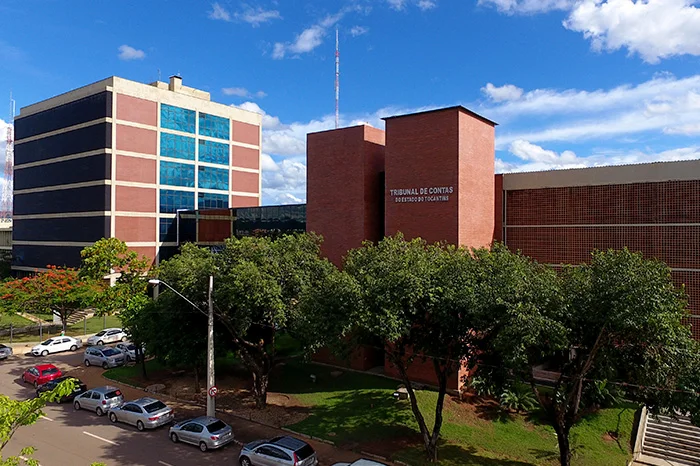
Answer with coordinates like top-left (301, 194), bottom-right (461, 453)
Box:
top-left (104, 359), bottom-right (169, 384)
top-left (0, 315), bottom-right (122, 343)
top-left (273, 362), bottom-right (635, 466)
top-left (0, 313), bottom-right (34, 328)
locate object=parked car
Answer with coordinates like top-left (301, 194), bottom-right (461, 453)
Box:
top-left (21, 364), bottom-right (62, 388)
top-left (87, 328), bottom-right (127, 346)
top-left (332, 460), bottom-right (389, 466)
top-left (169, 416), bottom-right (235, 452)
top-left (73, 386), bottom-right (124, 416)
top-left (114, 342), bottom-right (141, 362)
top-left (36, 376), bottom-right (87, 402)
top-left (84, 346), bottom-right (125, 369)
top-left (108, 397), bottom-right (174, 431)
top-left (239, 436), bottom-right (318, 466)
top-left (31, 336), bottom-right (82, 357)
top-left (0, 344), bottom-right (12, 360)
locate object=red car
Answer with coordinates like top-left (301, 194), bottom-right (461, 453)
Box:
top-left (22, 364), bottom-right (62, 388)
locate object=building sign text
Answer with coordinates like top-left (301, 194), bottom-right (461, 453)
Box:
top-left (389, 186), bottom-right (454, 203)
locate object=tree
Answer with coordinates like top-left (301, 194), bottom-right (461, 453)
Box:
top-left (479, 248), bottom-right (699, 466)
top-left (155, 234), bottom-right (334, 409)
top-left (0, 266), bottom-right (100, 331)
top-left (303, 235), bottom-right (493, 461)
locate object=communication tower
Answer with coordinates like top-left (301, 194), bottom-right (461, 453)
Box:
top-left (335, 28), bottom-right (340, 129)
top-left (2, 94), bottom-right (15, 220)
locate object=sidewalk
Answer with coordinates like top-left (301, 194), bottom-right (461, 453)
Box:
top-left (6, 333), bottom-right (99, 351)
top-left (69, 365), bottom-right (398, 466)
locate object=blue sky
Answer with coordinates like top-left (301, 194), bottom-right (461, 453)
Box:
top-left (1, 0), bottom-right (699, 204)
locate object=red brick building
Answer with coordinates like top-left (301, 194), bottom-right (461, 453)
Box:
top-left (306, 106), bottom-right (700, 388)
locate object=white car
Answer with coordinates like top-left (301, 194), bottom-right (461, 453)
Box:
top-left (115, 342), bottom-right (141, 362)
top-left (31, 336), bottom-right (82, 357)
top-left (87, 328), bottom-right (127, 346)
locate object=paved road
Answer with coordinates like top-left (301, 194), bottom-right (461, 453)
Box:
top-left (1, 349), bottom-right (244, 466)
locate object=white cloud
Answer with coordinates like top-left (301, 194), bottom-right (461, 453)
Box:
top-left (387, 0), bottom-right (407, 9)
top-left (273, 10), bottom-right (346, 59)
top-left (418, 0), bottom-right (437, 10)
top-left (117, 45), bottom-right (145, 61)
top-left (482, 83), bottom-right (524, 102)
top-left (478, 0), bottom-right (574, 14)
top-left (208, 2), bottom-right (231, 21)
top-left (235, 7), bottom-right (281, 26)
top-left (498, 140), bottom-right (700, 173)
top-left (222, 87), bottom-right (267, 99)
top-left (664, 124), bottom-right (700, 136)
top-left (565, 0), bottom-right (700, 63)
top-left (350, 25), bottom-right (369, 36)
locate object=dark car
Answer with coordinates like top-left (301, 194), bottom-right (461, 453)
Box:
top-left (36, 376), bottom-right (87, 402)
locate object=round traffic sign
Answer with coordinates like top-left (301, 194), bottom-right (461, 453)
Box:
top-left (208, 386), bottom-right (218, 397)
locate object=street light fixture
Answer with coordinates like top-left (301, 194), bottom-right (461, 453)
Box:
top-left (149, 277), bottom-right (216, 417)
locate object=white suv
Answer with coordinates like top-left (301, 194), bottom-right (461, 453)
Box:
top-left (31, 336), bottom-right (82, 356)
top-left (87, 328), bottom-right (127, 346)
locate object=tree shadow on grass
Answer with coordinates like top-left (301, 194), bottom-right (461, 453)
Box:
top-left (395, 442), bottom-right (540, 466)
top-left (286, 388), bottom-right (417, 447)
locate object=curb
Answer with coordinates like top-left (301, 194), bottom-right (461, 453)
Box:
top-left (101, 373), bottom-right (405, 464)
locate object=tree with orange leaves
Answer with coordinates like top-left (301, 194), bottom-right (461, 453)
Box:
top-left (0, 266), bottom-right (101, 332)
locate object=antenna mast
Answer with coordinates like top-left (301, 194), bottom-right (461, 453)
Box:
top-left (335, 28), bottom-right (340, 129)
top-left (1, 94), bottom-right (14, 221)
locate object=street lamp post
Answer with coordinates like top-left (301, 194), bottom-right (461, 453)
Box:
top-left (149, 277), bottom-right (216, 417)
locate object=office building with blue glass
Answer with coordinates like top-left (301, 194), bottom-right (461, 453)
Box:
top-left (12, 75), bottom-right (262, 271)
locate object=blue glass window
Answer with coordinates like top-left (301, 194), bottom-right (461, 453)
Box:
top-left (199, 113), bottom-right (229, 140)
top-left (160, 133), bottom-right (195, 160)
top-left (198, 192), bottom-right (229, 210)
top-left (161, 104), bottom-right (195, 133)
top-left (198, 166), bottom-right (229, 190)
top-left (160, 161), bottom-right (195, 187)
top-left (199, 140), bottom-right (229, 166)
top-left (159, 189), bottom-right (194, 213)
top-left (159, 218), bottom-right (177, 242)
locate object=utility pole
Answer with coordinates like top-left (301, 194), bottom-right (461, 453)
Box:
top-left (207, 275), bottom-right (215, 417)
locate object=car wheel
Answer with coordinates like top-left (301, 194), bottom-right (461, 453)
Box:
top-left (121, 336), bottom-right (127, 342)
top-left (136, 421), bottom-right (145, 432)
top-left (84, 359), bottom-right (90, 367)
top-left (96, 407), bottom-right (104, 416)
top-left (199, 441), bottom-right (208, 452)
top-left (21, 374), bottom-right (25, 383)
top-left (240, 456), bottom-right (252, 466)
top-left (109, 412), bottom-right (117, 423)
top-left (70, 345), bottom-right (77, 351)
top-left (41, 350), bottom-right (48, 357)
top-left (170, 433), bottom-right (179, 443)
top-left (74, 401), bottom-right (81, 410)
top-left (33, 381), bottom-right (38, 389)
top-left (102, 362), bottom-right (109, 370)
top-left (97, 340), bottom-right (103, 346)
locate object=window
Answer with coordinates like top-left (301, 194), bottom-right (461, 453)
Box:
top-left (160, 161), bottom-right (194, 187)
top-left (160, 133), bottom-right (195, 161)
top-left (198, 166), bottom-right (229, 190)
top-left (160, 218), bottom-right (177, 242)
top-left (198, 193), bottom-right (228, 210)
top-left (198, 140), bottom-right (229, 165)
top-left (198, 113), bottom-right (229, 140)
top-left (184, 423), bottom-right (204, 433)
top-left (160, 189), bottom-right (195, 214)
top-left (91, 392), bottom-right (101, 400)
top-left (160, 104), bottom-right (195, 133)
top-left (144, 401), bottom-right (167, 413)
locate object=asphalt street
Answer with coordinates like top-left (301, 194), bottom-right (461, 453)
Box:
top-left (1, 348), bottom-right (247, 466)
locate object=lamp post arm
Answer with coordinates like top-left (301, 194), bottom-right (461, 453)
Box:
top-left (156, 281), bottom-right (208, 317)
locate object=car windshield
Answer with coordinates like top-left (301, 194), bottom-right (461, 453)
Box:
top-left (295, 444), bottom-right (315, 460)
top-left (0, 344), bottom-right (7, 349)
top-left (206, 420), bottom-right (227, 432)
top-left (95, 331), bottom-right (106, 336)
top-left (41, 339), bottom-right (53, 345)
top-left (102, 348), bottom-right (120, 357)
top-left (143, 401), bottom-right (167, 413)
top-left (126, 344), bottom-right (135, 350)
top-left (41, 367), bottom-right (59, 376)
top-left (104, 390), bottom-right (122, 399)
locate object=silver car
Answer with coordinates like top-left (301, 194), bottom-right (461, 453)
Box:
top-left (73, 386), bottom-right (124, 416)
top-left (169, 416), bottom-right (235, 452)
top-left (84, 346), bottom-right (125, 369)
top-left (332, 460), bottom-right (389, 466)
top-left (108, 397), bottom-right (174, 431)
top-left (114, 342), bottom-right (142, 362)
top-left (239, 436), bottom-right (318, 466)
top-left (0, 344), bottom-right (12, 360)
